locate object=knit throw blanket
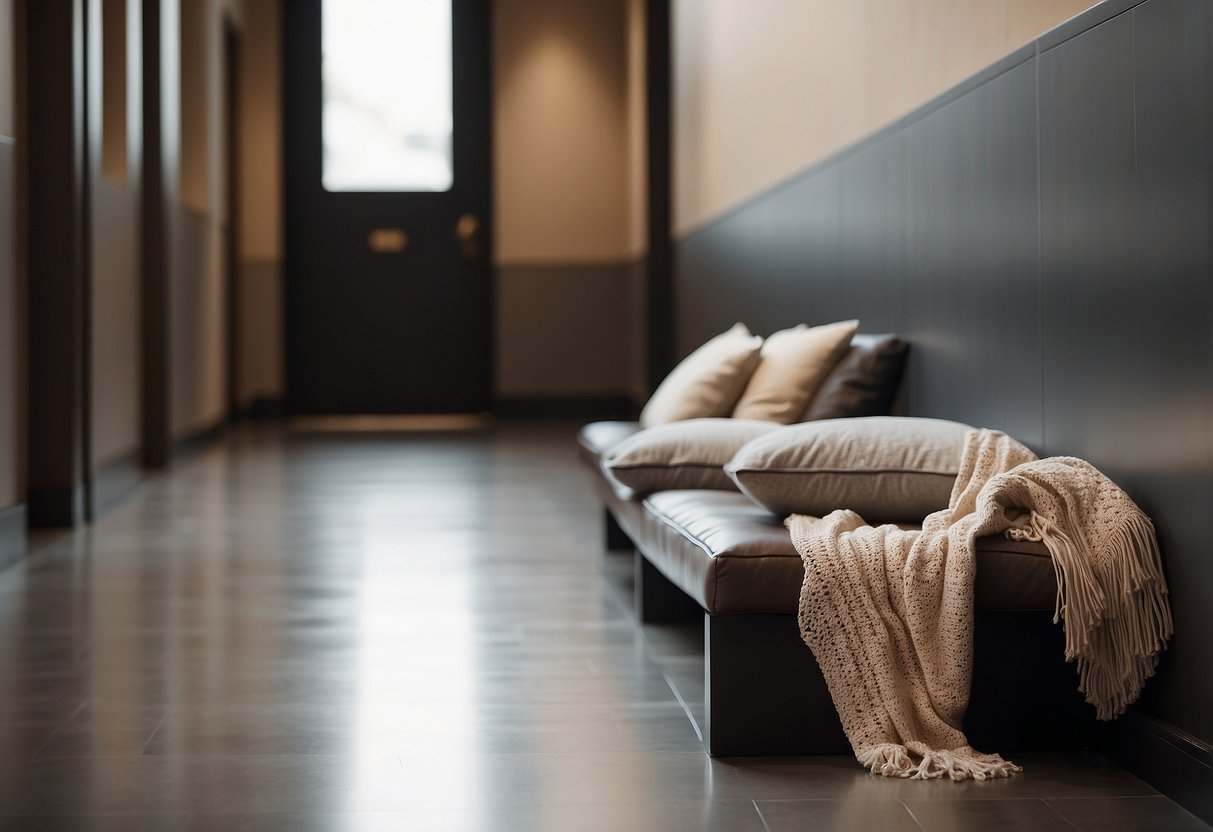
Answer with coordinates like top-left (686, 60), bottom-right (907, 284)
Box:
top-left (787, 429), bottom-right (1173, 781)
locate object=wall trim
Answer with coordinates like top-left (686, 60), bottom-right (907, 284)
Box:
top-left (494, 395), bottom-right (640, 420)
top-left (495, 257), bottom-right (644, 271)
top-left (1105, 708), bottom-right (1213, 825)
top-left (240, 396), bottom-right (286, 420)
top-left (172, 420), bottom-right (227, 462)
top-left (27, 487), bottom-right (85, 529)
top-left (0, 504), bottom-right (27, 572)
top-left (91, 450), bottom-right (143, 517)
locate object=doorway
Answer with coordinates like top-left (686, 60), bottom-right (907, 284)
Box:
top-left (282, 0), bottom-right (494, 415)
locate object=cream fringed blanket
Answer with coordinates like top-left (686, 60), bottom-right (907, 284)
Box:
top-left (787, 429), bottom-right (1172, 781)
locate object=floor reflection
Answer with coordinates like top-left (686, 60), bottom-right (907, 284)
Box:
top-left (0, 423), bottom-right (1196, 831)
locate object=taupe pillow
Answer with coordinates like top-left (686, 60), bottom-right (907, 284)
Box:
top-left (604, 418), bottom-right (782, 494)
top-left (733, 320), bottom-right (858, 423)
top-left (725, 417), bottom-right (973, 521)
top-left (640, 324), bottom-right (763, 428)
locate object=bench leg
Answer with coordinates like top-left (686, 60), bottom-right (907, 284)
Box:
top-left (605, 508), bottom-right (634, 551)
top-left (635, 552), bottom-right (702, 623)
top-left (704, 613), bottom-right (850, 756)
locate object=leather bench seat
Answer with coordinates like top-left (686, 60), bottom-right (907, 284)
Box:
top-left (578, 421), bottom-right (1057, 617)
top-left (640, 489), bottom-right (1056, 615)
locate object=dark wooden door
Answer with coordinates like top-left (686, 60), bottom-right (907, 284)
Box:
top-left (283, 0), bottom-right (492, 415)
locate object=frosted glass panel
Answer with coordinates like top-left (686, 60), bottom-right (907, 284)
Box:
top-left (322, 0), bottom-right (453, 192)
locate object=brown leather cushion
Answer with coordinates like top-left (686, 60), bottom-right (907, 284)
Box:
top-left (637, 490), bottom-right (1056, 615)
top-left (578, 421), bottom-right (642, 466)
top-left (803, 333), bottom-right (908, 421)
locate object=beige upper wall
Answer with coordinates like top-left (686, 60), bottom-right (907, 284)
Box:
top-left (239, 0), bottom-right (279, 261)
top-left (235, 0), bottom-right (281, 404)
top-left (171, 0), bottom-right (241, 436)
top-left (673, 0), bottom-right (1099, 237)
top-left (0, 0), bottom-right (12, 139)
top-left (625, 0), bottom-right (646, 259)
top-left (493, 0), bottom-right (633, 264)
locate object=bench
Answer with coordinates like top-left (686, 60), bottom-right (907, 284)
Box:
top-left (579, 420), bottom-right (1100, 757)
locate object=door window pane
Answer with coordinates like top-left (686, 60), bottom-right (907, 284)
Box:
top-left (322, 0), bottom-right (453, 192)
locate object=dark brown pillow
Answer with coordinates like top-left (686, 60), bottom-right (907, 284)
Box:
top-left (802, 333), bottom-right (908, 421)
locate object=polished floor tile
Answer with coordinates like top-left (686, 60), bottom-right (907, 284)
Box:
top-left (1047, 795), bottom-right (1211, 831)
top-left (0, 423), bottom-right (1201, 829)
top-left (756, 798), bottom-right (920, 831)
top-left (903, 798), bottom-right (1075, 831)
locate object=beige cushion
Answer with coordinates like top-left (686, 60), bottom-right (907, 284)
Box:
top-left (725, 416), bottom-right (973, 521)
top-left (604, 418), bottom-right (782, 494)
top-left (640, 324), bottom-right (764, 428)
top-left (733, 320), bottom-right (858, 424)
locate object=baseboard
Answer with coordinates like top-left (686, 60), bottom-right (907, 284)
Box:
top-left (0, 504), bottom-right (27, 572)
top-left (495, 395), bottom-right (640, 420)
top-left (172, 420), bottom-right (227, 461)
top-left (91, 451), bottom-right (144, 517)
top-left (27, 486), bottom-right (85, 528)
top-left (239, 396), bottom-right (286, 420)
top-left (1104, 708), bottom-right (1213, 825)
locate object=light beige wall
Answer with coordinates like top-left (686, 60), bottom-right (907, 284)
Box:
top-left (238, 0), bottom-right (277, 262)
top-left (625, 0), bottom-right (646, 259)
top-left (170, 0), bottom-right (240, 437)
top-left (493, 0), bottom-right (645, 399)
top-left (493, 0), bottom-right (631, 265)
top-left (179, 0), bottom-right (209, 214)
top-left (236, 0), bottom-right (281, 405)
top-left (90, 0), bottom-right (143, 469)
top-left (673, 0), bottom-right (1098, 236)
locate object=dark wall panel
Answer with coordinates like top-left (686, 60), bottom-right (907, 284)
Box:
top-left (1041, 0), bottom-right (1213, 741)
top-left (836, 137), bottom-right (908, 335)
top-left (674, 0), bottom-right (1213, 746)
top-left (903, 60), bottom-right (1042, 446)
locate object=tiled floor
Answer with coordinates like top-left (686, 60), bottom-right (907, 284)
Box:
top-left (0, 422), bottom-right (1206, 831)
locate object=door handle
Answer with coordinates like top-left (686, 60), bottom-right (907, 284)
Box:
top-left (454, 213), bottom-right (480, 261)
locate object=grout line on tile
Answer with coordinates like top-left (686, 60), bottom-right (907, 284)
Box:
top-left (1041, 798), bottom-right (1089, 832)
top-left (29, 726), bottom-right (62, 758)
top-left (140, 713), bottom-right (170, 755)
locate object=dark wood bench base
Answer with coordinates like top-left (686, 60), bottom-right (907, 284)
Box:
top-left (634, 552), bottom-right (1102, 757)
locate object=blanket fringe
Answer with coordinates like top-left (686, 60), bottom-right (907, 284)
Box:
top-left (857, 743), bottom-right (1021, 782)
top-left (1028, 510), bottom-right (1173, 720)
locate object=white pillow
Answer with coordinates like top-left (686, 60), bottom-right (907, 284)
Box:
top-left (732, 320), bottom-right (859, 423)
top-left (603, 418), bottom-right (782, 494)
top-left (725, 417), bottom-right (973, 521)
top-left (640, 324), bottom-right (764, 428)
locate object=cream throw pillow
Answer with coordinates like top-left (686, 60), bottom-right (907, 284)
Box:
top-left (603, 418), bottom-right (782, 494)
top-left (639, 323), bottom-right (764, 428)
top-left (725, 416), bottom-right (973, 521)
top-left (732, 320), bottom-right (859, 423)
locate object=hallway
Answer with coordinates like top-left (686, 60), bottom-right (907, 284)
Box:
top-left (0, 424), bottom-right (1202, 830)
